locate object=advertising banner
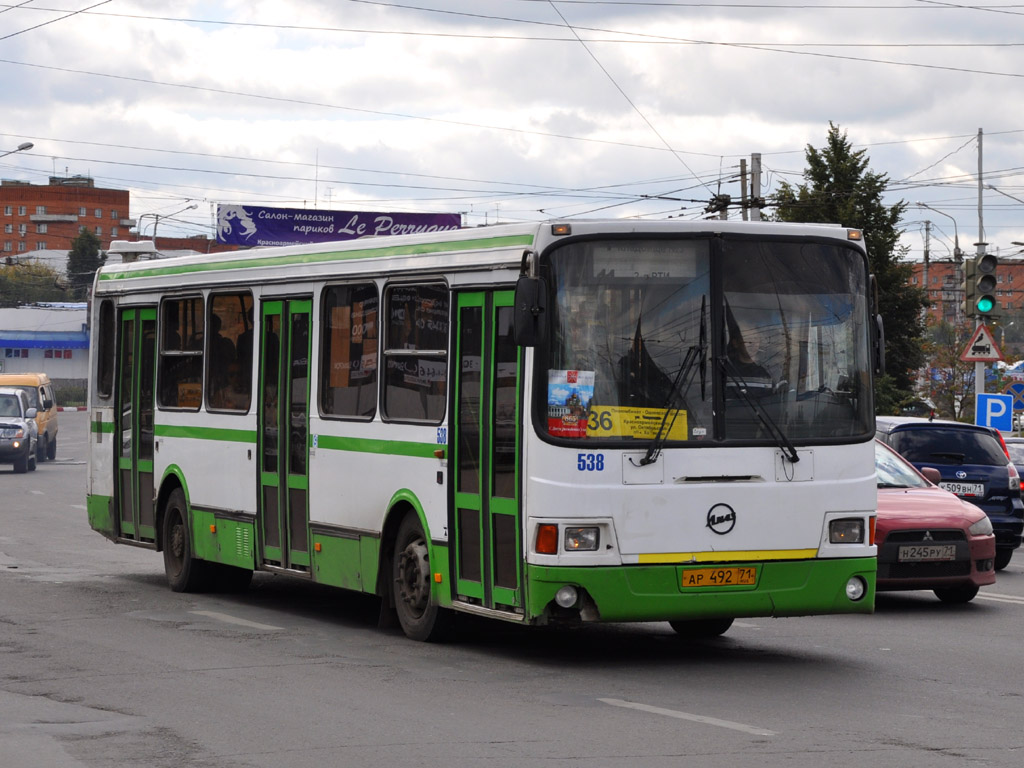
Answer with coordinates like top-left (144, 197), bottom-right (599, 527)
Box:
top-left (217, 205), bottom-right (461, 247)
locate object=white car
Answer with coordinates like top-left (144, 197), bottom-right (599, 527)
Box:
top-left (0, 387), bottom-right (39, 474)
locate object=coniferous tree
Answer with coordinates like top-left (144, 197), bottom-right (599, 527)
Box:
top-left (772, 122), bottom-right (928, 408)
top-left (66, 228), bottom-right (106, 300)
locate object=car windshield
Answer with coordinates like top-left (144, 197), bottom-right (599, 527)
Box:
top-left (890, 427), bottom-right (1007, 466)
top-left (0, 394), bottom-right (21, 417)
top-left (11, 385), bottom-right (39, 408)
top-left (541, 236), bottom-right (872, 445)
top-left (875, 441), bottom-right (930, 488)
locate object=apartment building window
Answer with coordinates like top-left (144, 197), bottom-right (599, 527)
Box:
top-left (111, 226), bottom-right (118, 237)
top-left (36, 241), bottom-right (47, 250)
top-left (3, 242), bottom-right (10, 252)
top-left (79, 207), bottom-right (87, 216)
top-left (95, 226), bottom-right (102, 236)
top-left (35, 205), bottom-right (46, 215)
top-left (111, 210), bottom-right (119, 219)
top-left (18, 223), bottom-right (26, 236)
top-left (998, 274), bottom-right (1005, 284)
top-left (4, 224), bottom-right (11, 234)
top-left (17, 242), bottom-right (26, 252)
top-left (3, 205), bottom-right (10, 216)
top-left (18, 206), bottom-right (26, 216)
top-left (94, 208), bottom-right (102, 218)
top-left (35, 223), bottom-right (47, 234)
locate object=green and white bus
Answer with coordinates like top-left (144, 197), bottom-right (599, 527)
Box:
top-left (87, 219), bottom-right (882, 641)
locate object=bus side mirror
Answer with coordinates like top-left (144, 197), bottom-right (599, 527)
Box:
top-left (514, 276), bottom-right (547, 347)
top-left (873, 314), bottom-right (885, 377)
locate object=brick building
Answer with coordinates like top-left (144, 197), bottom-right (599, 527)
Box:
top-left (908, 256), bottom-right (1024, 324)
top-left (2, 176), bottom-right (130, 254)
top-left (1, 176), bottom-right (235, 256)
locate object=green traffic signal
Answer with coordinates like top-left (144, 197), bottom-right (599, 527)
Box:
top-left (974, 252), bottom-right (999, 318)
top-left (977, 295), bottom-right (996, 314)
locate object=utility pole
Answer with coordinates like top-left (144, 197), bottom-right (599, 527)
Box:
top-left (750, 153), bottom-right (762, 221)
top-left (740, 158), bottom-right (749, 221)
top-left (976, 127), bottom-right (987, 396)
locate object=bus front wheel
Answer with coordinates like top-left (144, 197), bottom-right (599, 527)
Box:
top-left (162, 488), bottom-right (211, 592)
top-left (393, 512), bottom-right (450, 642)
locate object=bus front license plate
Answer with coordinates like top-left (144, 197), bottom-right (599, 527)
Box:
top-left (681, 566), bottom-right (758, 588)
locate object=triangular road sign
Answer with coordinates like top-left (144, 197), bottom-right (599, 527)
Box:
top-left (961, 324), bottom-right (1003, 362)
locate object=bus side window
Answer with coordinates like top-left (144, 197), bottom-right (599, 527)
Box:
top-left (206, 292), bottom-right (253, 412)
top-left (158, 296), bottom-right (204, 410)
top-left (320, 283), bottom-right (378, 420)
top-left (96, 299), bottom-right (115, 400)
top-left (382, 283), bottom-right (448, 423)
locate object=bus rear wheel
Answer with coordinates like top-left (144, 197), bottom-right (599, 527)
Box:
top-left (162, 488), bottom-right (211, 592)
top-left (669, 617), bottom-right (734, 638)
top-left (393, 512), bottom-right (450, 642)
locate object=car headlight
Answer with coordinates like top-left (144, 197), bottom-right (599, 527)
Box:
top-left (969, 516), bottom-right (994, 536)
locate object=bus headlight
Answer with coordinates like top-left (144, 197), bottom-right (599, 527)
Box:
top-left (564, 527), bottom-right (599, 551)
top-left (829, 518), bottom-right (865, 544)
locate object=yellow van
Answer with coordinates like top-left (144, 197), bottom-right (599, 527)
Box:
top-left (0, 372), bottom-right (59, 461)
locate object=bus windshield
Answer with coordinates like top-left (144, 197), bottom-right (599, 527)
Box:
top-left (542, 236), bottom-right (872, 444)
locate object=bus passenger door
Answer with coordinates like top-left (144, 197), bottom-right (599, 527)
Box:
top-left (115, 306), bottom-right (157, 543)
top-left (452, 290), bottom-right (522, 611)
top-left (258, 299), bottom-right (312, 571)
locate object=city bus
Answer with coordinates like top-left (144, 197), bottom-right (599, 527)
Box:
top-left (86, 219), bottom-right (882, 641)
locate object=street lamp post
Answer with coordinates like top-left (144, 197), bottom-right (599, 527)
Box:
top-left (0, 141), bottom-right (33, 160)
top-left (142, 203), bottom-right (199, 248)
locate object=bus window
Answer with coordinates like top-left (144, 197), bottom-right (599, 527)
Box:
top-left (158, 296), bottom-right (204, 410)
top-left (206, 292), bottom-right (253, 412)
top-left (320, 283), bottom-right (378, 419)
top-left (96, 299), bottom-right (115, 399)
top-left (383, 284), bottom-right (448, 423)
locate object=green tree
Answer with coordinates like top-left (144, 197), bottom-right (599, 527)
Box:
top-left (772, 122), bottom-right (928, 405)
top-left (0, 261), bottom-right (66, 307)
top-left (66, 228), bottom-right (106, 300)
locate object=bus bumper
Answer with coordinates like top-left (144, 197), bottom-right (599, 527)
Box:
top-left (525, 557), bottom-right (876, 624)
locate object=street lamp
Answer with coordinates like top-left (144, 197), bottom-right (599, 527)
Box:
top-left (915, 202), bottom-right (962, 260)
top-left (142, 203), bottom-right (199, 248)
top-left (985, 184), bottom-right (1024, 208)
top-left (0, 141), bottom-right (33, 159)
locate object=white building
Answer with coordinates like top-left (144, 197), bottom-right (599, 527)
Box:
top-left (0, 303), bottom-right (89, 380)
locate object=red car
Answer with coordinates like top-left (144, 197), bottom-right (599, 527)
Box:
top-left (875, 440), bottom-right (996, 603)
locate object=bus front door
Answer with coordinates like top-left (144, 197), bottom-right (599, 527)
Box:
top-left (258, 299), bottom-right (312, 571)
top-left (115, 306), bottom-right (157, 543)
top-left (452, 290), bottom-right (522, 611)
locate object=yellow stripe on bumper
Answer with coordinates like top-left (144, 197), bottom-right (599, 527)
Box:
top-left (637, 548), bottom-right (819, 564)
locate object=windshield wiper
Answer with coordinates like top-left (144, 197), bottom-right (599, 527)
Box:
top-left (721, 359), bottom-right (800, 464)
top-left (636, 296), bottom-right (707, 467)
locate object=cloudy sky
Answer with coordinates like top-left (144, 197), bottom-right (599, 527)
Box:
top-left (1, 0), bottom-right (1022, 261)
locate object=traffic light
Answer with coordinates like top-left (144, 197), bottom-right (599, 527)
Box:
top-left (963, 258), bottom-right (976, 318)
top-left (974, 252), bottom-right (999, 319)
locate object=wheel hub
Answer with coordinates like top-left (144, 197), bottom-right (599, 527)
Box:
top-left (396, 539), bottom-right (430, 615)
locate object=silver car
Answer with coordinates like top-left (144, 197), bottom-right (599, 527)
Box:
top-left (0, 387), bottom-right (39, 474)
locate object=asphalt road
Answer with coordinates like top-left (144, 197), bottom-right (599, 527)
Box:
top-left (2, 410), bottom-right (1023, 767)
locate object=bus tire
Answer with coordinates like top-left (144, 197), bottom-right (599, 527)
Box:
top-left (669, 617), bottom-right (734, 638)
top-left (393, 512), bottom-right (450, 642)
top-left (162, 488), bottom-right (211, 592)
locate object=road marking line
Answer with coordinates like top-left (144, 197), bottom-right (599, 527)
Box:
top-left (31, 490), bottom-right (44, 495)
top-left (977, 592), bottom-right (1024, 605)
top-left (70, 504), bottom-right (87, 510)
top-left (598, 698), bottom-right (776, 736)
top-left (190, 610), bottom-right (283, 630)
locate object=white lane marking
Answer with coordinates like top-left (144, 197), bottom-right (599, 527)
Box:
top-left (70, 504), bottom-right (87, 510)
top-left (31, 490), bottom-right (44, 495)
top-left (189, 610), bottom-right (283, 630)
top-left (598, 698), bottom-right (776, 736)
top-left (976, 592), bottom-right (1024, 605)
